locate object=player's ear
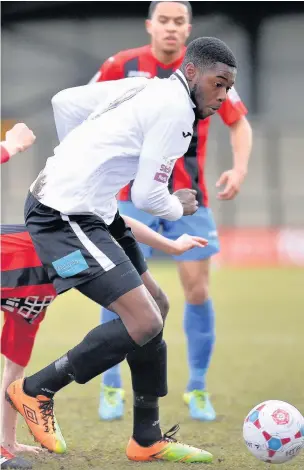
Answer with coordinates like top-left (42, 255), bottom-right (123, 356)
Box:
top-left (145, 19), bottom-right (152, 36)
top-left (184, 62), bottom-right (196, 82)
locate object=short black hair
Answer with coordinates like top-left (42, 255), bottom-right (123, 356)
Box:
top-left (148, 1), bottom-right (192, 21)
top-left (181, 37), bottom-right (237, 72)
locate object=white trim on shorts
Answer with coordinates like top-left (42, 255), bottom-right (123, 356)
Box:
top-left (61, 214), bottom-right (116, 272)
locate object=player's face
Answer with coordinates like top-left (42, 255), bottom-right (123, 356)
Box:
top-left (146, 2), bottom-right (191, 54)
top-left (187, 62), bottom-right (237, 119)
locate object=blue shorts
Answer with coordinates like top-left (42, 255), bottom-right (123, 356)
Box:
top-left (118, 201), bottom-right (220, 262)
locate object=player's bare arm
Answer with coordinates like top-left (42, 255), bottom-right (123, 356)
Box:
top-left (123, 215), bottom-right (208, 254)
top-left (216, 93), bottom-right (252, 200)
top-left (216, 116), bottom-right (252, 200)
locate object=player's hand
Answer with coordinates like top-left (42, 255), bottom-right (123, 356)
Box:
top-left (5, 123), bottom-right (36, 156)
top-left (173, 189), bottom-right (198, 215)
top-left (4, 442), bottom-right (43, 454)
top-left (171, 234), bottom-right (208, 255)
top-left (216, 168), bottom-right (246, 200)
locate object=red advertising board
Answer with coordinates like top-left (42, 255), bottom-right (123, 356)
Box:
top-left (215, 228), bottom-right (304, 267)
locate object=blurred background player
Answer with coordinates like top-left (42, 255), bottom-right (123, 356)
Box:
top-left (1, 123), bottom-right (36, 164)
top-left (1, 124), bottom-right (37, 469)
top-left (1, 225), bottom-right (54, 470)
top-left (92, 0), bottom-right (252, 421)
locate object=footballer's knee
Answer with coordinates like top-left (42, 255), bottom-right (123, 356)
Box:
top-left (178, 259), bottom-right (211, 305)
top-left (185, 281), bottom-right (209, 305)
top-left (137, 309), bottom-right (163, 345)
top-left (131, 295), bottom-right (164, 346)
top-left (153, 287), bottom-right (170, 321)
top-left (141, 271), bottom-right (170, 321)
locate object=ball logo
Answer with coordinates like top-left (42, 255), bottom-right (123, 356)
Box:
top-left (285, 445), bottom-right (302, 457)
top-left (272, 409), bottom-right (290, 425)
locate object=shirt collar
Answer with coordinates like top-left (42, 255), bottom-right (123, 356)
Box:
top-left (173, 69), bottom-right (196, 108)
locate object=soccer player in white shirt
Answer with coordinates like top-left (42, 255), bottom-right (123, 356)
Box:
top-left (6, 37), bottom-right (237, 463)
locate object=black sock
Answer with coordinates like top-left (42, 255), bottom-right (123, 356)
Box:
top-left (127, 333), bottom-right (167, 397)
top-left (133, 394), bottom-right (162, 447)
top-left (24, 354), bottom-right (74, 398)
top-left (24, 319), bottom-right (137, 398)
top-left (68, 319), bottom-right (137, 384)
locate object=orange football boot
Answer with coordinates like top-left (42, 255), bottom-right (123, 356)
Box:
top-left (126, 424), bottom-right (213, 463)
top-left (6, 379), bottom-right (66, 454)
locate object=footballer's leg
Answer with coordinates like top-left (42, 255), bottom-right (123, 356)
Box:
top-left (0, 358), bottom-right (39, 469)
top-left (1, 357), bottom-right (41, 456)
top-left (1, 358), bottom-right (24, 451)
top-left (99, 201), bottom-right (158, 421)
top-left (108, 215), bottom-right (212, 462)
top-left (1, 313), bottom-right (42, 469)
top-left (125, 275), bottom-right (211, 462)
top-left (80, 267), bottom-right (211, 462)
top-left (6, 272), bottom-right (164, 454)
top-left (99, 304), bottom-right (125, 421)
top-left (178, 258), bottom-right (217, 420)
top-left (164, 207), bottom-right (219, 421)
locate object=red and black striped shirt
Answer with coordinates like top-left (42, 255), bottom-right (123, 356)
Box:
top-left (1, 225), bottom-right (56, 323)
top-left (95, 45), bottom-right (247, 207)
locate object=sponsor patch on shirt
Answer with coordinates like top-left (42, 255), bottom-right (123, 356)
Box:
top-left (154, 172), bottom-right (168, 183)
top-left (52, 250), bottom-right (89, 278)
top-left (127, 71), bottom-right (151, 78)
top-left (159, 164), bottom-right (172, 174)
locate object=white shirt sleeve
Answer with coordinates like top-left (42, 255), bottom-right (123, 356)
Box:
top-left (131, 106), bottom-right (193, 221)
top-left (52, 82), bottom-right (114, 142)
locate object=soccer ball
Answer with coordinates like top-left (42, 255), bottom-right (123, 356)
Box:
top-left (243, 400), bottom-right (304, 464)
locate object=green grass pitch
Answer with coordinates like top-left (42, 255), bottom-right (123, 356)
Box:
top-left (15, 264), bottom-right (304, 469)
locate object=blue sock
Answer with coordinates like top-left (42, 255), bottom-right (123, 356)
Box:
top-left (100, 308), bottom-right (122, 389)
top-left (183, 299), bottom-right (215, 392)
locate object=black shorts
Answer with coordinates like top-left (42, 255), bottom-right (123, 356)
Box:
top-left (24, 192), bottom-right (147, 306)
